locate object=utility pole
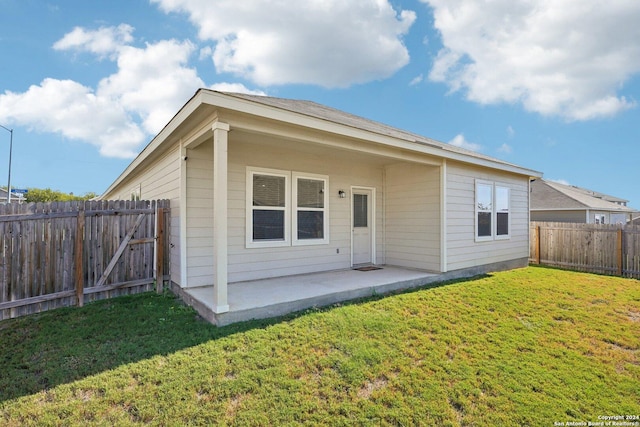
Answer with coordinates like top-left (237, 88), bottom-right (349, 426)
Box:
top-left (0, 124), bottom-right (13, 203)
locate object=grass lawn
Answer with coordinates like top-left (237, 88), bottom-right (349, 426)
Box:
top-left (0, 266), bottom-right (638, 426)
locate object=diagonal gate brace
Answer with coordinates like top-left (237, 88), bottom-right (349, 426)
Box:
top-left (95, 213), bottom-right (146, 288)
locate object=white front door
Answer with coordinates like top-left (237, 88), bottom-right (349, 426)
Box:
top-left (352, 189), bottom-right (373, 265)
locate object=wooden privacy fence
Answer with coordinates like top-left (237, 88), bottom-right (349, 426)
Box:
top-left (530, 221), bottom-right (640, 278)
top-left (0, 200), bottom-right (170, 320)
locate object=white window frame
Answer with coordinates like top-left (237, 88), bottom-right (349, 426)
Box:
top-left (495, 185), bottom-right (511, 240)
top-left (246, 167), bottom-right (291, 248)
top-left (475, 180), bottom-right (511, 242)
top-left (246, 167), bottom-right (330, 248)
top-left (594, 214), bottom-right (605, 224)
top-left (292, 172), bottom-right (329, 246)
top-left (475, 180), bottom-right (494, 242)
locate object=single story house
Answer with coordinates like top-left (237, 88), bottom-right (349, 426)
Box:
top-left (101, 90), bottom-right (541, 322)
top-left (530, 178), bottom-right (635, 224)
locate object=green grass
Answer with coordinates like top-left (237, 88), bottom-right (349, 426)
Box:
top-left (1, 266), bottom-right (638, 426)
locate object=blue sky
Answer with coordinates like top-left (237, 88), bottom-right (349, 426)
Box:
top-left (1, 0), bottom-right (639, 207)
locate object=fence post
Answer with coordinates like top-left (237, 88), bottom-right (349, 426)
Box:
top-left (536, 225), bottom-right (541, 265)
top-left (155, 206), bottom-right (165, 294)
top-left (75, 210), bottom-right (85, 307)
top-left (617, 228), bottom-right (623, 276)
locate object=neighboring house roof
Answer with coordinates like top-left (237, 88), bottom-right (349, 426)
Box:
top-left (0, 188), bottom-right (25, 203)
top-left (103, 90), bottom-right (541, 196)
top-left (530, 179), bottom-right (634, 212)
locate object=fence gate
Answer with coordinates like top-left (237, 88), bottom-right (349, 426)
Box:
top-left (0, 200), bottom-right (170, 320)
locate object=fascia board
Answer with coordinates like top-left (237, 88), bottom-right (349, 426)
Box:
top-left (530, 208), bottom-right (588, 211)
top-left (103, 89), bottom-right (542, 197)
top-left (200, 91), bottom-right (542, 178)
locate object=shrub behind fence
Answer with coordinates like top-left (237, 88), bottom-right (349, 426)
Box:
top-left (0, 200), bottom-right (170, 320)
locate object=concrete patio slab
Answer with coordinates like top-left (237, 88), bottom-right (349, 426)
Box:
top-left (169, 258), bottom-right (528, 326)
top-left (177, 266), bottom-right (438, 326)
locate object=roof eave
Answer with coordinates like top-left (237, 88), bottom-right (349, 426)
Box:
top-left (199, 91), bottom-right (542, 178)
top-left (102, 89), bottom-right (542, 197)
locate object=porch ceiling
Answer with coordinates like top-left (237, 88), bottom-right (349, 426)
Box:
top-left (230, 127), bottom-right (443, 168)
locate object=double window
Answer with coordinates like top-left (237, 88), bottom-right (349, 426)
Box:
top-left (247, 167), bottom-right (328, 248)
top-left (475, 180), bottom-right (510, 241)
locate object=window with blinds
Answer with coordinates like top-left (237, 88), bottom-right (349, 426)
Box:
top-left (293, 175), bottom-right (328, 244)
top-left (250, 171), bottom-right (288, 244)
top-left (475, 180), bottom-right (511, 241)
top-left (247, 167), bottom-right (329, 247)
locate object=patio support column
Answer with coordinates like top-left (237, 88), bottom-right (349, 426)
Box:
top-left (212, 121), bottom-right (230, 313)
top-left (440, 159), bottom-right (448, 273)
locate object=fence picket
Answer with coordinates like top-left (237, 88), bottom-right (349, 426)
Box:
top-left (530, 221), bottom-right (640, 279)
top-left (0, 200), bottom-right (170, 320)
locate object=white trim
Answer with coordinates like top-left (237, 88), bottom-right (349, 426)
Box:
top-left (475, 179), bottom-right (494, 242)
top-left (494, 185), bottom-right (511, 240)
top-left (101, 90), bottom-right (541, 201)
top-left (212, 123), bottom-right (229, 313)
top-left (527, 178), bottom-right (531, 260)
top-left (179, 144), bottom-right (188, 287)
top-left (245, 167), bottom-right (291, 248)
top-left (475, 180), bottom-right (512, 242)
top-left (198, 91), bottom-right (542, 178)
top-left (245, 167), bottom-right (332, 248)
top-left (382, 168), bottom-right (387, 266)
top-left (350, 186), bottom-right (376, 266)
top-left (292, 172), bottom-right (329, 246)
top-left (440, 159), bottom-right (448, 272)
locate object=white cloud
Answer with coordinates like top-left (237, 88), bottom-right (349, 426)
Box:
top-left (53, 24), bottom-right (134, 58)
top-left (449, 133), bottom-right (482, 152)
top-left (0, 78), bottom-right (144, 158)
top-left (507, 125), bottom-right (515, 138)
top-left (0, 26), bottom-right (206, 158)
top-left (423, 0), bottom-right (640, 120)
top-left (152, 0), bottom-right (415, 88)
top-left (410, 74), bottom-right (424, 86)
top-left (498, 143), bottom-right (512, 154)
top-left (198, 46), bottom-right (213, 61)
top-left (209, 82), bottom-right (266, 96)
top-left (98, 39), bottom-right (204, 134)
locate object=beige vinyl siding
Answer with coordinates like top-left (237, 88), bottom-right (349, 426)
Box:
top-left (101, 144), bottom-right (182, 285)
top-left (446, 162), bottom-right (529, 271)
top-left (184, 142), bottom-right (214, 287)
top-left (226, 138), bottom-right (384, 283)
top-left (384, 163), bottom-right (440, 271)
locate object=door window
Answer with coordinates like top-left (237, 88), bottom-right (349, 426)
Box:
top-left (353, 194), bottom-right (368, 227)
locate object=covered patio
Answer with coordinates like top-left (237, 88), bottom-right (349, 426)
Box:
top-left (172, 266), bottom-right (444, 326)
